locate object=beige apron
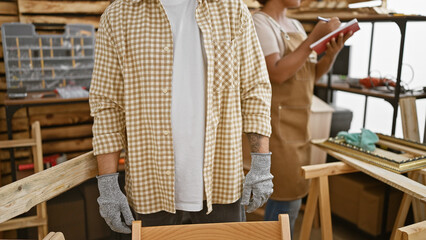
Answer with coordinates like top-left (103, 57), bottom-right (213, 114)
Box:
top-left (270, 28), bottom-right (317, 200)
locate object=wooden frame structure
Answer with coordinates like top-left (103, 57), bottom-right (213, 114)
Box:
top-left (395, 220), bottom-right (426, 240)
top-left (0, 147), bottom-right (97, 239)
top-left (0, 121), bottom-right (48, 239)
top-left (298, 153), bottom-right (426, 240)
top-left (132, 214), bottom-right (291, 240)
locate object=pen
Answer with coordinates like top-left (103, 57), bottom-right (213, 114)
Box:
top-left (317, 16), bottom-right (330, 22)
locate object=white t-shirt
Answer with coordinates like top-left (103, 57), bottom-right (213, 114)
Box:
top-left (161, 0), bottom-right (206, 211)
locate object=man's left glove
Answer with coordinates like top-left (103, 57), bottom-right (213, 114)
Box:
top-left (241, 152), bottom-right (273, 213)
top-left (97, 173), bottom-right (134, 234)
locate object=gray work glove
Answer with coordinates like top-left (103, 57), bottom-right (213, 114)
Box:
top-left (241, 152), bottom-right (274, 213)
top-left (97, 173), bottom-right (134, 234)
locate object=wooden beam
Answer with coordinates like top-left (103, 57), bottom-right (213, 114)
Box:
top-left (299, 178), bottom-right (320, 240)
top-left (18, 0), bottom-right (110, 14)
top-left (0, 151), bottom-right (97, 223)
top-left (318, 176), bottom-right (333, 240)
top-left (28, 102), bottom-right (89, 115)
top-left (391, 193), bottom-right (413, 240)
top-left (396, 220), bottom-right (426, 240)
top-left (42, 137), bottom-right (92, 154)
top-left (0, 106), bottom-right (27, 119)
top-left (40, 124), bottom-right (92, 140)
top-left (302, 162), bottom-right (359, 179)
top-left (0, 139), bottom-right (36, 149)
top-left (0, 131), bottom-right (30, 141)
top-left (328, 151), bottom-right (426, 202)
top-left (279, 214), bottom-right (291, 240)
top-left (0, 15), bottom-right (19, 26)
top-left (0, 216), bottom-right (46, 231)
top-left (30, 112), bottom-right (93, 127)
top-left (400, 97), bottom-right (420, 142)
top-left (0, 2), bottom-right (18, 15)
top-left (0, 118), bottom-right (29, 132)
top-left (132, 221), bottom-right (141, 240)
top-left (19, 15), bottom-right (101, 28)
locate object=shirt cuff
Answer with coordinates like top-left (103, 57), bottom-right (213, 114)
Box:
top-left (243, 114), bottom-right (272, 137)
top-left (92, 132), bottom-right (126, 156)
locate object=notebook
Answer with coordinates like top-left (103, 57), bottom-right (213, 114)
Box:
top-left (310, 18), bottom-right (360, 54)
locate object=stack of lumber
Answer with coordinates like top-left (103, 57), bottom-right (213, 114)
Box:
top-left (17, 0), bottom-right (110, 30)
top-left (28, 102), bottom-right (94, 159)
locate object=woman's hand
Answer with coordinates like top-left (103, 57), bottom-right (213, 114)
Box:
top-left (309, 17), bottom-right (341, 43)
top-left (325, 31), bottom-right (353, 57)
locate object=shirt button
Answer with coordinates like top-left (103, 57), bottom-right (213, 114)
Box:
top-left (165, 170), bottom-right (172, 176)
top-left (278, 106), bottom-right (282, 110)
top-left (163, 46), bottom-right (170, 53)
top-left (163, 130), bottom-right (170, 135)
top-left (162, 87), bottom-right (168, 94)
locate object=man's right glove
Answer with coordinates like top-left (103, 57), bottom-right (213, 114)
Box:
top-left (241, 152), bottom-right (274, 213)
top-left (97, 173), bottom-right (134, 234)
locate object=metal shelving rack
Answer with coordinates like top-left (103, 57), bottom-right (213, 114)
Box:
top-left (1, 23), bottom-right (95, 93)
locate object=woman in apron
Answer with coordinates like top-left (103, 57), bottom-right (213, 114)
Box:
top-left (252, 0), bottom-right (353, 235)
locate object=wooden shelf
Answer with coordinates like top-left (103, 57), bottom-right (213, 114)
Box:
top-left (315, 82), bottom-right (426, 100)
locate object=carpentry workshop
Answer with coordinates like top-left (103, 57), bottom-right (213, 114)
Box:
top-left (0, 0), bottom-right (426, 239)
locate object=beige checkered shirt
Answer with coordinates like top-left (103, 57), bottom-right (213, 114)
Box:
top-left (89, 0), bottom-right (271, 214)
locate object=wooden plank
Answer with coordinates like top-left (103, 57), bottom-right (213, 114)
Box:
top-left (0, 174), bottom-right (12, 186)
top-left (18, 0), bottom-right (109, 14)
top-left (132, 221), bottom-right (141, 240)
top-left (0, 151), bottom-right (97, 222)
top-left (302, 162), bottom-right (359, 179)
top-left (0, 118), bottom-right (29, 132)
top-left (65, 151), bottom-right (87, 160)
top-left (408, 172), bottom-right (426, 223)
top-left (28, 102), bottom-right (89, 115)
top-left (40, 124), bottom-right (92, 140)
top-left (0, 2), bottom-right (18, 15)
top-left (1, 158), bottom-right (32, 175)
top-left (0, 106), bottom-right (27, 119)
top-left (0, 76), bottom-right (6, 90)
top-left (0, 216), bottom-right (46, 231)
top-left (0, 15), bottom-right (19, 26)
top-left (299, 178), bottom-right (320, 240)
top-left (0, 63), bottom-right (5, 75)
top-left (139, 220), bottom-right (283, 239)
top-left (42, 137), bottom-right (92, 154)
top-left (328, 151), bottom-right (426, 202)
top-left (396, 220), bottom-right (426, 240)
top-left (279, 214), bottom-right (291, 240)
top-left (0, 131), bottom-right (30, 140)
top-left (0, 149), bottom-right (31, 160)
top-left (19, 15), bottom-right (101, 28)
top-left (318, 176), bottom-right (333, 240)
top-left (0, 139), bottom-right (35, 149)
top-left (30, 112), bottom-right (92, 126)
top-left (31, 121), bottom-right (48, 238)
top-left (400, 97), bottom-right (420, 142)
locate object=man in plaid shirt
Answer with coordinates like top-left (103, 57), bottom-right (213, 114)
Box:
top-left (89, 0), bottom-right (273, 233)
